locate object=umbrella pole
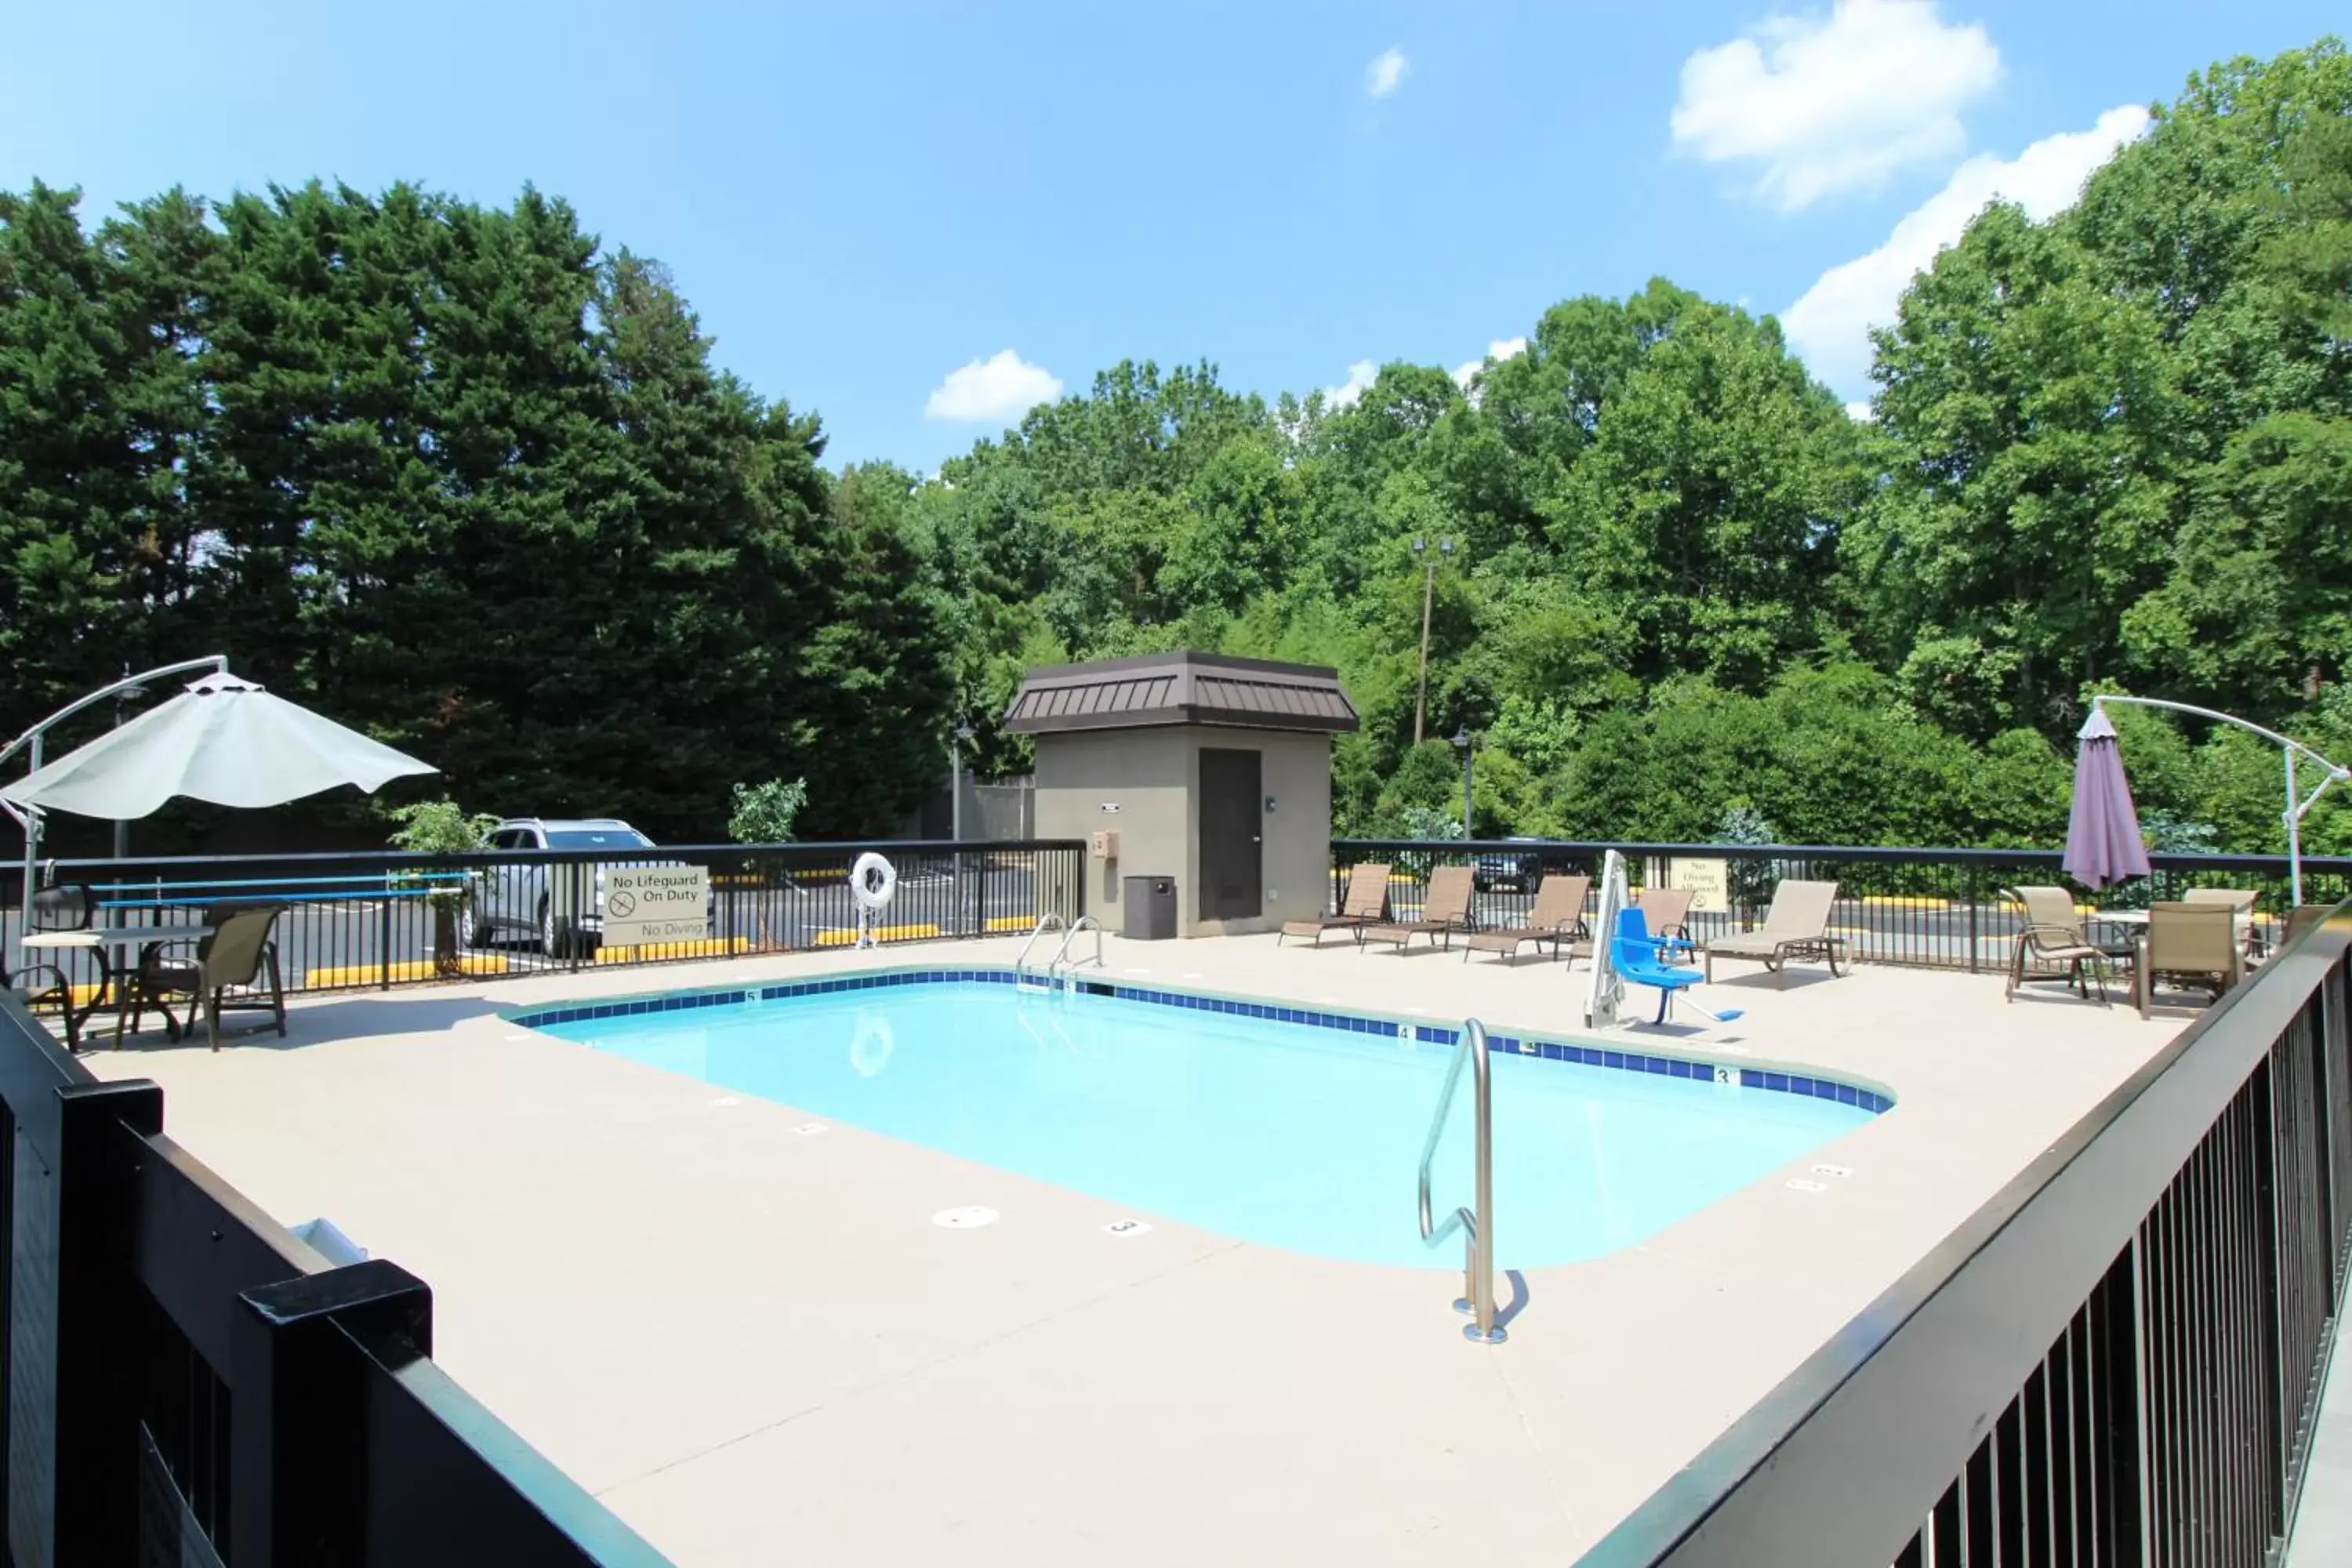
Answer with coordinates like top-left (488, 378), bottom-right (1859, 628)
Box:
top-left (2288, 748), bottom-right (2303, 908)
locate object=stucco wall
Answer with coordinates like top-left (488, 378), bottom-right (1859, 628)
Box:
top-left (1033, 727), bottom-right (1191, 935)
top-left (1033, 724), bottom-right (1334, 938)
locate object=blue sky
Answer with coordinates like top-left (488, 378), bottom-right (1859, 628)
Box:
top-left (3, 2), bottom-right (2341, 470)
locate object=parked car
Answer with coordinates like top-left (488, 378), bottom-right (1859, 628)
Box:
top-left (1472, 837), bottom-right (1554, 892)
top-left (467, 818), bottom-right (684, 956)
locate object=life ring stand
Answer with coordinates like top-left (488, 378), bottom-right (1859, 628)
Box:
top-left (849, 852), bottom-right (896, 946)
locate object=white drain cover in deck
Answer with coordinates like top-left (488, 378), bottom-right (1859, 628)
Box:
top-left (932, 1206), bottom-right (1000, 1229)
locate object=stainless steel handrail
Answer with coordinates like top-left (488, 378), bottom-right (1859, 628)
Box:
top-left (1014, 913), bottom-right (1066, 984)
top-left (1047, 915), bottom-right (1104, 982)
top-left (1417, 1017), bottom-right (1504, 1344)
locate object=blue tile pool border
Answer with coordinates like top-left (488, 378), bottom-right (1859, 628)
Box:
top-left (503, 967), bottom-right (1894, 1116)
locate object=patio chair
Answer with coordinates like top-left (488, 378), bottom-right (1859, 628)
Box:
top-left (1632, 886), bottom-right (1695, 951)
top-left (1460, 873), bottom-right (1590, 964)
top-left (31, 883), bottom-right (96, 933)
top-left (2182, 887), bottom-right (2262, 961)
top-left (1279, 863), bottom-right (1391, 946)
top-left (3, 956), bottom-right (79, 1050)
top-left (1703, 880), bottom-right (1846, 984)
top-left (115, 903), bottom-right (290, 1051)
top-left (2002, 885), bottom-right (2115, 1006)
top-left (2136, 902), bottom-right (2240, 1021)
top-left (1361, 865), bottom-right (1475, 953)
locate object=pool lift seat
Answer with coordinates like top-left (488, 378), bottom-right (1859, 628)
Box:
top-left (1610, 908), bottom-right (1744, 1027)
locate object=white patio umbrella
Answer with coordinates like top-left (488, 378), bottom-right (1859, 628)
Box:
top-left (2, 671), bottom-right (435, 819)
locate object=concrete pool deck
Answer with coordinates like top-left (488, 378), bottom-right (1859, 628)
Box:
top-left (85, 934), bottom-right (2187, 1566)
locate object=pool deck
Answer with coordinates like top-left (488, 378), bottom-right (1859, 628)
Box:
top-left (84, 933), bottom-right (2187, 1566)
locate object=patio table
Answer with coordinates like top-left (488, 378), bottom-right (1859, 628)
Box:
top-left (21, 923), bottom-right (216, 1049)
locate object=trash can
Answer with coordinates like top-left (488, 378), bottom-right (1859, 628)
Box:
top-left (1124, 876), bottom-right (1178, 941)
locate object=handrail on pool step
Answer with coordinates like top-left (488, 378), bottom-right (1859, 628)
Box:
top-left (1014, 912), bottom-right (1067, 985)
top-left (1047, 916), bottom-right (1104, 983)
top-left (1418, 1018), bottom-right (1504, 1345)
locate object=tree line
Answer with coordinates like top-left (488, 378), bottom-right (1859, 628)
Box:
top-left (2, 40), bottom-right (2347, 856)
top-left (0, 183), bottom-right (949, 848)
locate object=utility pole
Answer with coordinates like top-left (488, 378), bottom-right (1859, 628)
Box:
top-left (1412, 535), bottom-right (1454, 746)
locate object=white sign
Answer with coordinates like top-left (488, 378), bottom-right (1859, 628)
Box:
top-left (601, 865), bottom-right (710, 946)
top-left (1647, 856), bottom-right (1730, 913)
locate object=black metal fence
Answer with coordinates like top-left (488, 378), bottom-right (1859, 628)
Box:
top-left (0, 990), bottom-right (669, 1566)
top-left (5, 840), bottom-right (1084, 1012)
top-left (1577, 902), bottom-right (2352, 1566)
top-left (1334, 838), bottom-right (2352, 971)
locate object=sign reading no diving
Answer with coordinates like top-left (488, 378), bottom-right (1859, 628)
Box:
top-left (603, 866), bottom-right (710, 946)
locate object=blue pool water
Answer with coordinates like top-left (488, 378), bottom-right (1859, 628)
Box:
top-left (534, 982), bottom-right (1875, 1269)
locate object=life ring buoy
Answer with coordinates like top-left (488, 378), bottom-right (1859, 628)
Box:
top-left (850, 852), bottom-right (897, 913)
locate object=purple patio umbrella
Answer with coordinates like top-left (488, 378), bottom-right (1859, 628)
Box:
top-left (2064, 705), bottom-right (2153, 889)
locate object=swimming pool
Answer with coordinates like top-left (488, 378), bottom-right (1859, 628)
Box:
top-left (521, 972), bottom-right (1882, 1269)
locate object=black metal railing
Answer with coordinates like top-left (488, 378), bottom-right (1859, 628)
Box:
top-left (1333, 839), bottom-right (2352, 972)
top-left (1576, 902), bottom-right (2352, 1566)
top-left (5, 840), bottom-right (1084, 1008)
top-left (0, 991), bottom-right (670, 1566)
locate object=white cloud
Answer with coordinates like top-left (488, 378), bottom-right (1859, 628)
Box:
top-left (923, 350), bottom-right (1064, 422)
top-left (1366, 47), bottom-right (1408, 99)
top-left (1671, 0), bottom-right (2001, 210)
top-left (1323, 359), bottom-right (1378, 409)
top-left (1845, 401), bottom-right (1876, 422)
top-left (1783, 104), bottom-right (2150, 394)
top-left (1450, 336), bottom-right (1529, 389)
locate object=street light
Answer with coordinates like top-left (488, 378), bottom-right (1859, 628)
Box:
top-left (1451, 725), bottom-right (1474, 840)
top-left (949, 723), bottom-right (976, 842)
top-left (1412, 536), bottom-right (1455, 746)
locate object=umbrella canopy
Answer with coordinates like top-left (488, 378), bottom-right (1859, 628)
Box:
top-left (2064, 705), bottom-right (2152, 890)
top-left (1, 673), bottom-right (434, 820)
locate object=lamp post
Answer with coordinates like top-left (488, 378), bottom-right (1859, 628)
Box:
top-left (1452, 725), bottom-right (1474, 839)
top-left (1412, 535), bottom-right (1455, 746)
top-left (949, 723), bottom-right (976, 842)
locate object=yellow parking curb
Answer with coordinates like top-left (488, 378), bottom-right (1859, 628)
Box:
top-left (814, 923), bottom-right (942, 948)
top-left (307, 956), bottom-right (512, 987)
top-left (594, 937), bottom-right (751, 964)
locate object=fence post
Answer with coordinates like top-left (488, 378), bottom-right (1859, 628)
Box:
top-left (230, 1259), bottom-right (434, 1567)
top-left (1967, 866), bottom-right (1982, 975)
top-left (378, 889), bottom-right (393, 990)
top-left (54, 1078), bottom-right (165, 1566)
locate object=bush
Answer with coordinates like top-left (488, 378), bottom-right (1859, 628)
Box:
top-left (728, 778), bottom-right (810, 844)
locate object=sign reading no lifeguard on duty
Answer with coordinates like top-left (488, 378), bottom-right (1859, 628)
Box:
top-left (602, 866), bottom-right (710, 946)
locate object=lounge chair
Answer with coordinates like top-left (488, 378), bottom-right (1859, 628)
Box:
top-left (1632, 886), bottom-right (1695, 953)
top-left (1461, 873), bottom-right (1590, 964)
top-left (2002, 884), bottom-right (2115, 1006)
top-left (1362, 865), bottom-right (1475, 953)
top-left (1703, 879), bottom-right (1846, 984)
top-left (2136, 902), bottom-right (2239, 1020)
top-left (116, 903), bottom-right (290, 1051)
top-left (1279, 863), bottom-right (1391, 946)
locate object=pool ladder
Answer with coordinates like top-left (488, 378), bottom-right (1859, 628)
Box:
top-left (1419, 1017), bottom-right (1504, 1344)
top-left (1014, 913), bottom-right (1066, 986)
top-left (1047, 916), bottom-right (1104, 985)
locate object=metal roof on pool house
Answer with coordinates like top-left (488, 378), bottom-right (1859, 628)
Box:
top-left (1003, 651), bottom-right (1359, 735)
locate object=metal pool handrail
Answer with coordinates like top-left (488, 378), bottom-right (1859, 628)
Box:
top-left (1417, 1017), bottom-right (1504, 1344)
top-left (1048, 915), bottom-right (1104, 982)
top-left (1014, 912), bottom-right (1066, 984)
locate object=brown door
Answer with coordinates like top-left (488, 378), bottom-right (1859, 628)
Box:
top-left (1199, 748), bottom-right (1263, 921)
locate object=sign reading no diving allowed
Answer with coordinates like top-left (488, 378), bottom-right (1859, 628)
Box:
top-left (602, 866), bottom-right (710, 946)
